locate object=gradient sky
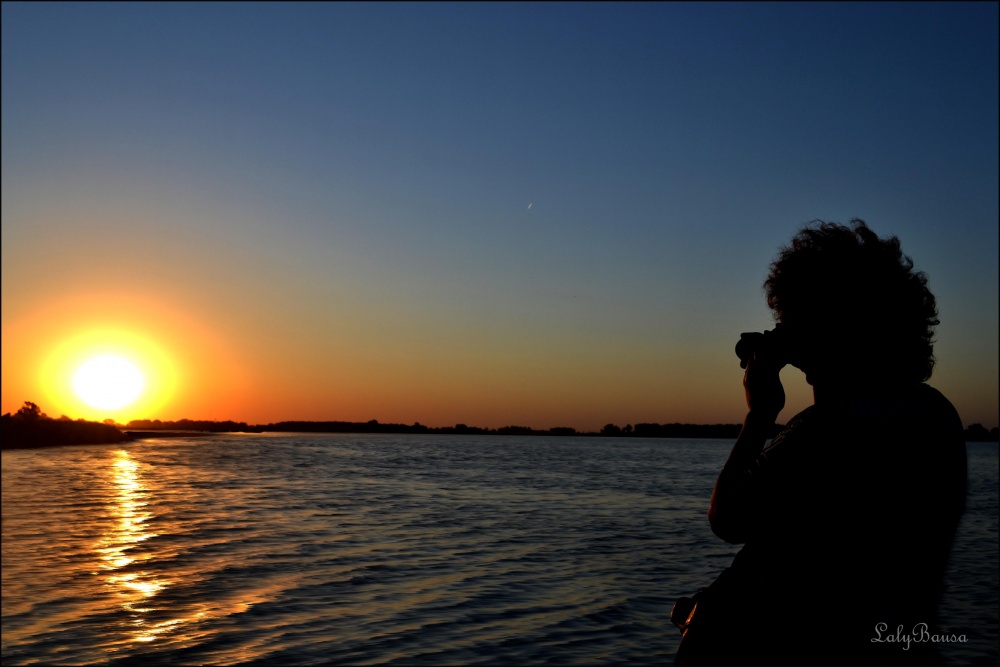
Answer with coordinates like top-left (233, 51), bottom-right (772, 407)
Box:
top-left (3, 2), bottom-right (997, 431)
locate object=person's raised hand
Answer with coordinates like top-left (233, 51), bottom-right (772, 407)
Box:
top-left (742, 334), bottom-right (786, 421)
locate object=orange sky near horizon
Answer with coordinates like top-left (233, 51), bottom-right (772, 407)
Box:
top-left (3, 279), bottom-right (995, 432)
top-left (3, 287), bottom-right (817, 430)
top-left (1, 292), bottom-right (246, 424)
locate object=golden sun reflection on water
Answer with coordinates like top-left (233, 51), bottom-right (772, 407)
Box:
top-left (98, 449), bottom-right (171, 642)
top-left (95, 449), bottom-right (272, 654)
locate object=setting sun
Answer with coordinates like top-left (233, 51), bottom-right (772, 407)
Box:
top-left (28, 324), bottom-right (181, 423)
top-left (73, 355), bottom-right (145, 410)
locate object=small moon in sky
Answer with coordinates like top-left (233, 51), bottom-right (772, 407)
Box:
top-left (527, 203), bottom-right (532, 209)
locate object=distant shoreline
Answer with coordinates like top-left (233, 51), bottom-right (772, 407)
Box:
top-left (125, 430), bottom-right (222, 439)
top-left (120, 419), bottom-right (769, 440)
top-left (3, 410), bottom-right (997, 451)
top-left (122, 418), bottom-right (999, 442)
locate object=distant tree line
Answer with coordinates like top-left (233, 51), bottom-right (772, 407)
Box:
top-left (122, 418), bottom-right (769, 439)
top-left (964, 423), bottom-right (1000, 442)
top-left (4, 401), bottom-right (996, 449)
top-left (125, 418), bottom-right (261, 433)
top-left (119, 417), bottom-right (758, 438)
top-left (236, 420), bottom-right (561, 436)
top-left (617, 423), bottom-right (760, 439)
top-left (122, 418), bottom-right (1000, 442)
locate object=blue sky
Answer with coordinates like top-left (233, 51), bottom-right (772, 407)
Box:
top-left (2, 2), bottom-right (997, 429)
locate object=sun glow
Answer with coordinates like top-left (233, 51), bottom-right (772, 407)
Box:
top-left (73, 355), bottom-right (145, 410)
top-left (40, 328), bottom-right (178, 422)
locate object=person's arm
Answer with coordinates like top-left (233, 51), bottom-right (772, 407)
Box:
top-left (708, 352), bottom-right (785, 543)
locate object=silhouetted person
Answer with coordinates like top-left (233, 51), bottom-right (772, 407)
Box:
top-left (673, 220), bottom-right (967, 665)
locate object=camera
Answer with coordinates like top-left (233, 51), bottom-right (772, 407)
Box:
top-left (735, 328), bottom-right (790, 369)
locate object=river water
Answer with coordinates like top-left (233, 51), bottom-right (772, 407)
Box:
top-left (2, 435), bottom-right (996, 665)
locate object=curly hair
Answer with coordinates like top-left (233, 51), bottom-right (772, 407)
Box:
top-left (764, 219), bottom-right (939, 382)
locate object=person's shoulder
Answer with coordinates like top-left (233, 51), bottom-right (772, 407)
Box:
top-left (781, 401), bottom-right (846, 436)
top-left (765, 405), bottom-right (824, 450)
top-left (912, 382), bottom-right (959, 411)
top-left (910, 383), bottom-right (964, 434)
top-left (784, 403), bottom-right (825, 425)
